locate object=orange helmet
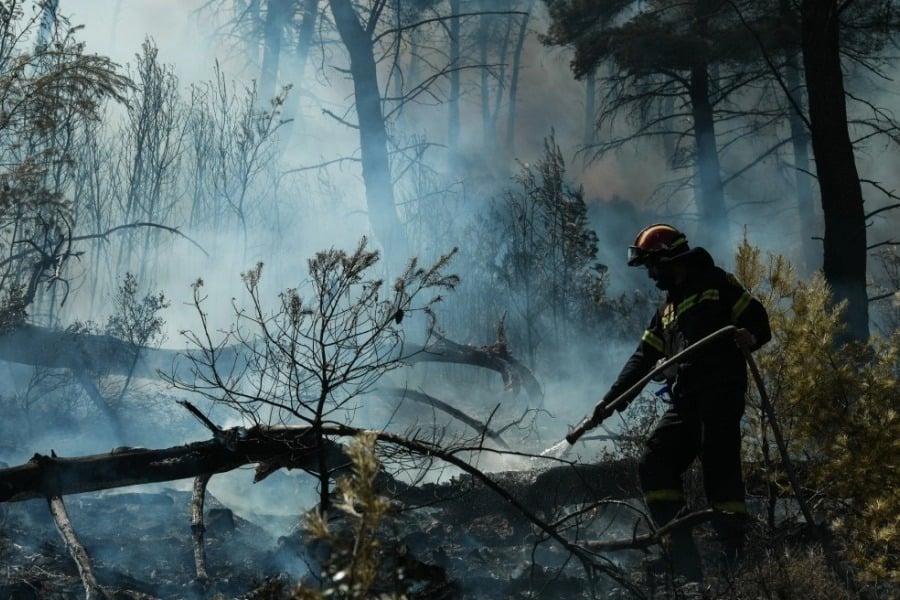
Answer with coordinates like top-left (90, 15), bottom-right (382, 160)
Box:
top-left (627, 224), bottom-right (689, 266)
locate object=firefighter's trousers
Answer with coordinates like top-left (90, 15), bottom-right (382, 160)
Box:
top-left (638, 383), bottom-right (748, 575)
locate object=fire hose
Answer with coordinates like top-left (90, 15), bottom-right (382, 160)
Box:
top-left (566, 325), bottom-right (741, 444)
top-left (563, 325), bottom-right (812, 524)
top-left (562, 323), bottom-right (837, 580)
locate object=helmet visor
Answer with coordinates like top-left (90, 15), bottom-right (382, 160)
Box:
top-left (627, 245), bottom-right (650, 267)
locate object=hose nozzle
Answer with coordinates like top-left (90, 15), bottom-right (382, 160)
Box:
top-left (565, 416), bottom-right (597, 445)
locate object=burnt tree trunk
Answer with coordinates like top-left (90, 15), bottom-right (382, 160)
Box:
top-left (329, 0), bottom-right (409, 267)
top-left (506, 0), bottom-right (533, 152)
top-left (190, 473), bottom-right (212, 581)
top-left (280, 0), bottom-right (321, 137)
top-left (780, 0), bottom-right (817, 274)
top-left (259, 0), bottom-right (291, 104)
top-left (448, 0), bottom-right (461, 157)
top-left (800, 0), bottom-right (869, 342)
top-left (689, 64), bottom-right (727, 232)
top-left (0, 430), bottom-right (639, 521)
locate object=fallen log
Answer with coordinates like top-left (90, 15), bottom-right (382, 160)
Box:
top-left (0, 426), bottom-right (346, 504)
top-left (0, 324), bottom-right (541, 402)
top-left (403, 334), bottom-right (543, 401)
top-left (582, 508), bottom-right (726, 552)
top-left (0, 430), bottom-right (631, 512)
top-left (0, 426), bottom-right (640, 534)
top-left (392, 459), bottom-right (641, 516)
top-left (1, 426), bottom-right (807, 530)
top-left (0, 323), bottom-right (188, 378)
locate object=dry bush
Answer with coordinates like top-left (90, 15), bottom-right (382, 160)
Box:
top-left (246, 432), bottom-right (448, 600)
top-left (735, 240), bottom-right (900, 584)
top-left (733, 543), bottom-right (854, 599)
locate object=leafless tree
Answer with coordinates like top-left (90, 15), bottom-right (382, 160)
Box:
top-left (184, 63), bottom-right (288, 259)
top-left (113, 39), bottom-right (187, 284)
top-left (201, 1), bottom-right (536, 270)
top-left (168, 237), bottom-right (459, 510)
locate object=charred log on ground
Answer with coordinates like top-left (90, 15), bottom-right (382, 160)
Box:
top-left (0, 426), bottom-right (347, 504)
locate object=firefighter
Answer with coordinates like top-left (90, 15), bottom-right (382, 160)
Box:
top-left (592, 223), bottom-right (771, 581)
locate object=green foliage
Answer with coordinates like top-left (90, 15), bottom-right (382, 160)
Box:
top-left (246, 433), bottom-right (431, 600)
top-left (300, 432), bottom-right (391, 599)
top-left (735, 240), bottom-right (900, 582)
top-left (475, 131), bottom-right (606, 363)
top-left (871, 247), bottom-right (900, 336)
top-left (0, 7), bottom-right (129, 140)
top-left (0, 2), bottom-right (130, 316)
top-left (542, 0), bottom-right (790, 78)
top-left (105, 272), bottom-right (170, 348)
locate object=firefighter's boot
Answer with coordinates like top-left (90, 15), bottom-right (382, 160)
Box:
top-left (713, 512), bottom-right (748, 574)
top-left (651, 501), bottom-right (703, 583)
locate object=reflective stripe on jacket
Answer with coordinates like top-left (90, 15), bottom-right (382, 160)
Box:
top-left (604, 247), bottom-right (771, 405)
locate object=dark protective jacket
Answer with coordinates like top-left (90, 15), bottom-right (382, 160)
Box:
top-left (603, 247), bottom-right (771, 405)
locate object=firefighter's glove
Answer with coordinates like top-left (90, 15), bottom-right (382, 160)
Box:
top-left (734, 327), bottom-right (757, 351)
top-left (591, 402), bottom-right (616, 426)
top-left (651, 358), bottom-right (678, 382)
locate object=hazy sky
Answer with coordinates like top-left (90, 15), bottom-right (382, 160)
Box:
top-left (71, 0), bottom-right (228, 82)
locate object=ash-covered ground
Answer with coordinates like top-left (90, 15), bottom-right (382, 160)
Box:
top-left (1, 488), bottom-right (291, 599)
top-left (0, 471), bottom-right (646, 600)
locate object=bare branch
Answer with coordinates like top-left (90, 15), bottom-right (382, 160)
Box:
top-left (71, 221), bottom-right (208, 256)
